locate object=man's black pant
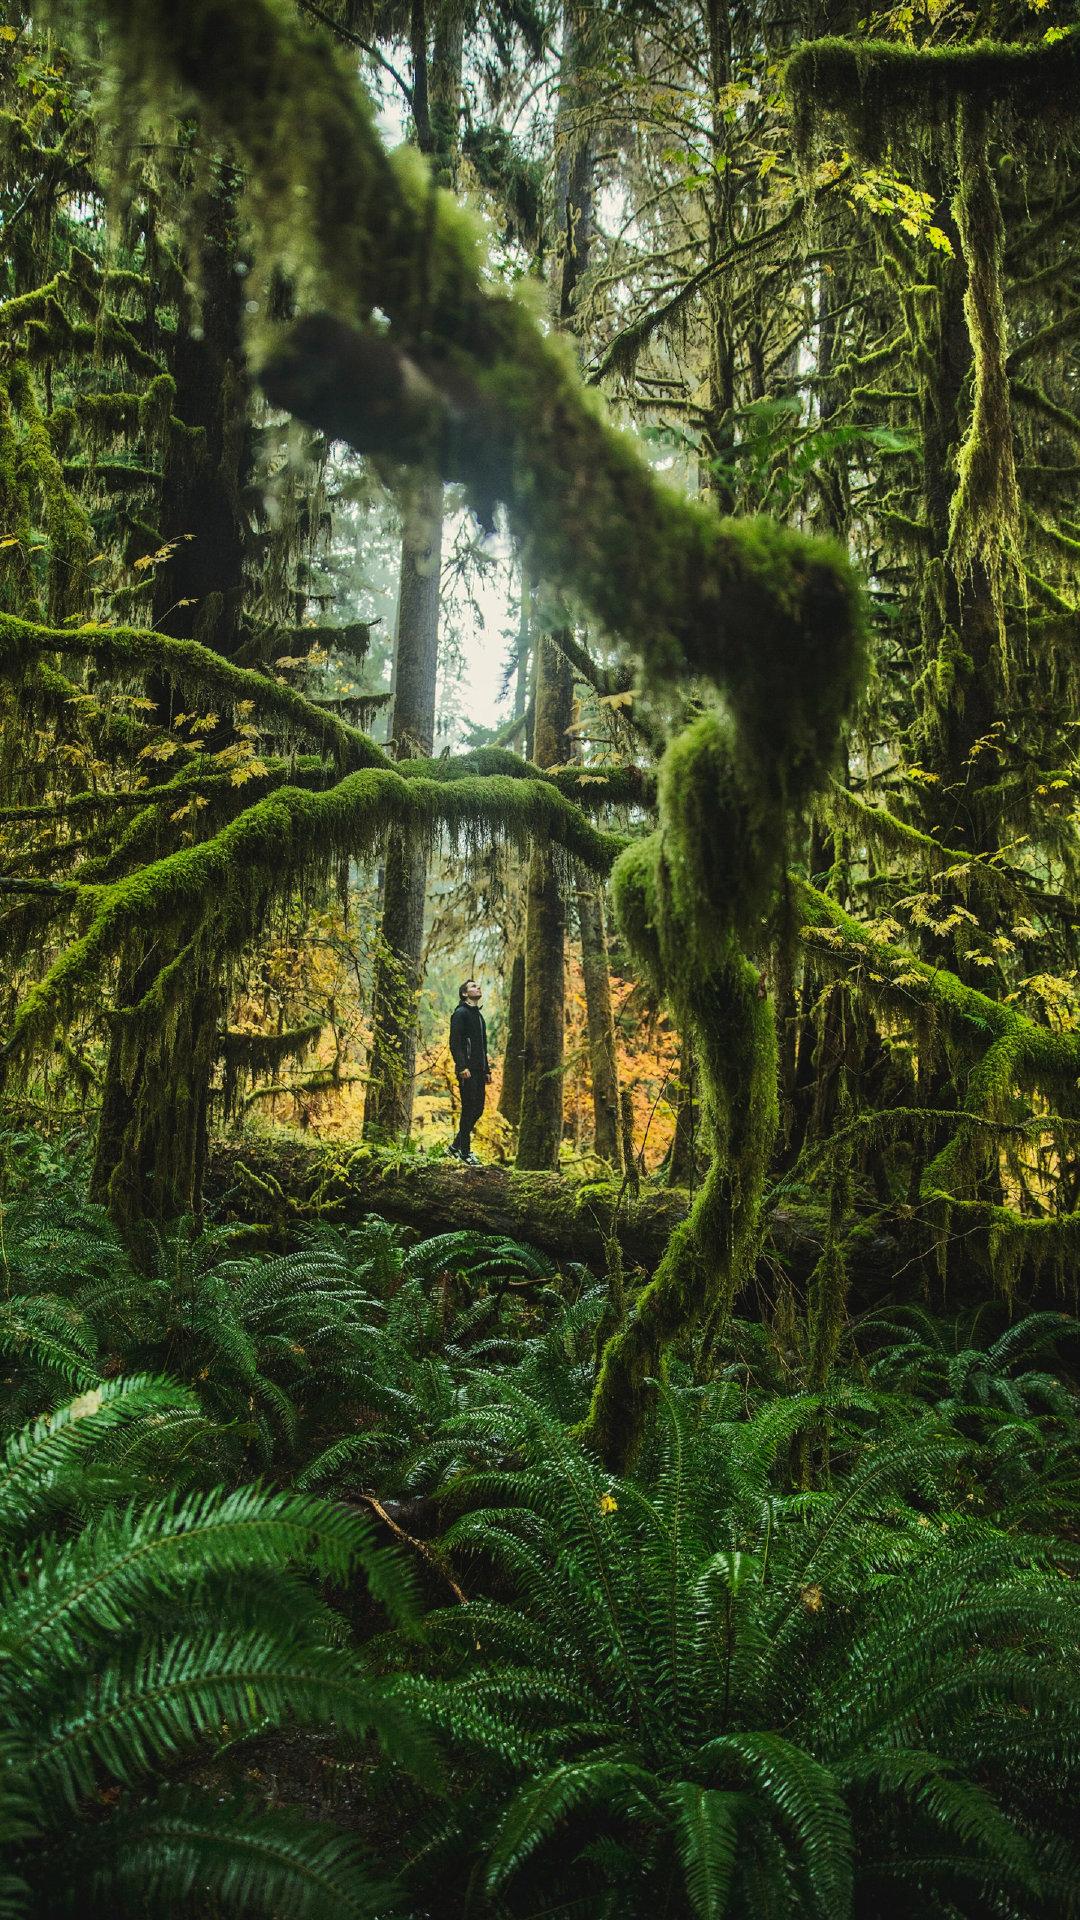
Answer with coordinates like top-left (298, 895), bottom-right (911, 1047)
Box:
top-left (453, 1073), bottom-right (486, 1156)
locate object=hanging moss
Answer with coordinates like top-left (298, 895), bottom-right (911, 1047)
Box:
top-left (797, 876), bottom-right (1080, 1292)
top-left (0, 610), bottom-right (391, 770)
top-left (581, 714), bottom-right (787, 1469)
top-left (947, 101), bottom-right (1021, 645)
top-left (786, 36), bottom-right (1080, 167)
top-left (220, 1018), bottom-right (323, 1116)
top-left (1, 765), bottom-right (626, 1068)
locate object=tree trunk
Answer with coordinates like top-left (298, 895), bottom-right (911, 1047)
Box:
top-left (363, 476), bottom-right (443, 1142)
top-left (666, 1039), bottom-right (699, 1188)
top-left (497, 567), bottom-right (530, 1130)
top-left (92, 173), bottom-right (248, 1233)
top-left (362, 4), bottom-right (463, 1142)
top-left (498, 946), bottom-right (526, 1127)
top-left (514, 3), bottom-right (594, 1172)
top-left (578, 872), bottom-right (622, 1168)
top-left (516, 632), bottom-right (574, 1169)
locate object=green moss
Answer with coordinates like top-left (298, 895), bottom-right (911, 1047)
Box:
top-left (947, 101), bottom-right (1020, 644)
top-left (583, 714), bottom-right (795, 1469)
top-left (2, 767), bottom-right (625, 1067)
top-left (85, 0), bottom-right (863, 737)
top-left (786, 35), bottom-right (1080, 165)
top-left (0, 610), bottom-right (390, 771)
top-left (797, 877), bottom-right (1080, 1289)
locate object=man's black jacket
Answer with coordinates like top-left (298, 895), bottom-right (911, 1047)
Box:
top-left (449, 1002), bottom-right (490, 1077)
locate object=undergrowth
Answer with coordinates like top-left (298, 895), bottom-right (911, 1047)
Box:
top-left (0, 1132), bottom-right (1076, 1916)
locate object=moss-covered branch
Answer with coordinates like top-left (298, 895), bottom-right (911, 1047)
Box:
top-left (827, 779), bottom-right (1029, 907)
top-left (0, 615), bottom-right (652, 817)
top-left (3, 767), bottom-right (628, 1065)
top-left (786, 35), bottom-right (1080, 157)
top-left (0, 611), bottom-right (390, 771)
top-left (75, 0), bottom-right (864, 784)
top-left (795, 878), bottom-right (1080, 1072)
top-left (219, 1021), bottom-right (324, 1074)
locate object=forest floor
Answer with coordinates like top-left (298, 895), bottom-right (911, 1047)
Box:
top-left (2, 1125), bottom-right (1078, 1916)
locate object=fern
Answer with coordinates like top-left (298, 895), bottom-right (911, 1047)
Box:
top-left (80, 1788), bottom-right (391, 1917)
top-left (0, 1377), bottom-right (431, 1916)
top-left (387, 1381), bottom-right (1080, 1916)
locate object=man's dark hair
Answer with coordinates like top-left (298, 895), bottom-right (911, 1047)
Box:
top-left (459, 979), bottom-right (478, 1001)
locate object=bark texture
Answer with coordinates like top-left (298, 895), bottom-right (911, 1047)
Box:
top-left (363, 476), bottom-right (443, 1142)
top-left (578, 872), bottom-right (622, 1168)
top-left (498, 946), bottom-right (526, 1127)
top-left (516, 632), bottom-right (574, 1169)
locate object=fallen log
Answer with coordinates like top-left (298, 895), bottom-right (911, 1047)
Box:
top-left (207, 1135), bottom-right (689, 1272)
top-left (206, 1134), bottom-right (911, 1299)
top-left (206, 1135), bottom-right (1078, 1313)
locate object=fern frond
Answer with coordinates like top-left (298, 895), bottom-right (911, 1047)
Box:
top-left (0, 1294), bottom-right (99, 1391)
top-left (485, 1757), bottom-right (660, 1894)
top-left (668, 1780), bottom-right (743, 1919)
top-left (25, 1630), bottom-right (437, 1807)
top-left (85, 1787), bottom-right (390, 1918)
top-left (699, 1732), bottom-right (852, 1920)
top-left (0, 1479), bottom-right (414, 1680)
top-left (0, 1376), bottom-right (198, 1542)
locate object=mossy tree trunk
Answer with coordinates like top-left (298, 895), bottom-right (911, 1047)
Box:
top-left (578, 871), bottom-right (622, 1169)
top-left (665, 1039), bottom-right (699, 1188)
top-left (514, 0), bottom-right (595, 1173)
top-left (363, 2), bottom-right (464, 1142)
top-left (363, 475), bottom-right (444, 1141)
top-left (516, 632), bottom-right (574, 1170)
top-left (498, 945), bottom-right (526, 1128)
top-left (497, 569), bottom-right (530, 1131)
top-left (91, 174), bottom-right (248, 1233)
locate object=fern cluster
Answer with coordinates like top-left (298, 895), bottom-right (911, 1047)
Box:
top-left (384, 1381), bottom-right (1079, 1916)
top-left (2, 1137), bottom-right (1077, 1914)
top-left (0, 1373), bottom-right (427, 1917)
top-left (0, 1136), bottom-right (570, 1483)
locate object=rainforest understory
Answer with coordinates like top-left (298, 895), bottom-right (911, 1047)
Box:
top-left (1, 0), bottom-right (1079, 1914)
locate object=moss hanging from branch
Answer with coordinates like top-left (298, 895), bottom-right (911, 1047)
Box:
top-left (796, 878), bottom-right (1080, 1290)
top-left (220, 1018), bottom-right (324, 1116)
top-left (947, 100), bottom-right (1021, 643)
top-left (0, 614), bottom-right (652, 814)
top-left (785, 35), bottom-right (1080, 165)
top-left (64, 0), bottom-right (865, 796)
top-left (0, 610), bottom-right (391, 771)
top-left (2, 766), bottom-right (627, 1068)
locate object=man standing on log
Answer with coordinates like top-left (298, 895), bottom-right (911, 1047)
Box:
top-left (448, 978), bottom-right (492, 1165)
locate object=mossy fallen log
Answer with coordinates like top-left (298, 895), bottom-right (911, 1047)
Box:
top-left (205, 1136), bottom-right (906, 1292)
top-left (207, 1136), bottom-right (690, 1271)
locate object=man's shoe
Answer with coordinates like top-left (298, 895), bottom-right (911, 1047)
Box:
top-left (446, 1143), bottom-right (465, 1162)
top-left (465, 1152), bottom-right (482, 1167)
